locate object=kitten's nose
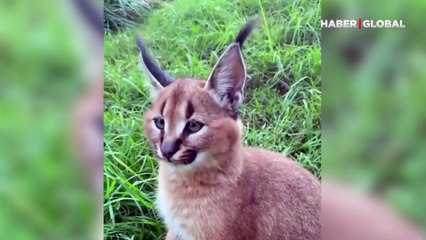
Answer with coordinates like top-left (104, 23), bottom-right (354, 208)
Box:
top-left (160, 139), bottom-right (181, 160)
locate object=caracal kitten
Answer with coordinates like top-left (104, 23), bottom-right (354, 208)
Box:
top-left (136, 20), bottom-right (320, 240)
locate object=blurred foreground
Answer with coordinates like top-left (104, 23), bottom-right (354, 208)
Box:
top-left (322, 0), bottom-right (426, 239)
top-left (0, 0), bottom-right (103, 239)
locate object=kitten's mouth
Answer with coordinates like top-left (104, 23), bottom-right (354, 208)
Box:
top-left (170, 149), bottom-right (197, 165)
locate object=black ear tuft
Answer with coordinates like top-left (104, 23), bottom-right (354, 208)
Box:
top-left (136, 35), bottom-right (174, 88)
top-left (235, 19), bottom-right (259, 48)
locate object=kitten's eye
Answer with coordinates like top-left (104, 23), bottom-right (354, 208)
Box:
top-left (186, 120), bottom-right (203, 133)
top-left (154, 118), bottom-right (165, 130)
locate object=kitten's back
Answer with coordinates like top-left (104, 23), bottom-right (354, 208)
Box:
top-left (232, 147), bottom-right (320, 240)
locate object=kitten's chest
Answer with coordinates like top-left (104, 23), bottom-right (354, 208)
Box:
top-left (157, 186), bottom-right (229, 240)
top-left (157, 189), bottom-right (197, 240)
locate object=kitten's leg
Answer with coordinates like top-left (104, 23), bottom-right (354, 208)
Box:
top-left (165, 231), bottom-right (180, 240)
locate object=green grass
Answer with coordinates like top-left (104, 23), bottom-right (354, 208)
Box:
top-left (104, 0), bottom-right (321, 238)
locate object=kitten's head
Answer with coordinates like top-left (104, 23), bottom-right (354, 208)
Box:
top-left (138, 21), bottom-right (257, 169)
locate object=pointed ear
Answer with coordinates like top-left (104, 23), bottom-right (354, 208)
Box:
top-left (204, 43), bottom-right (246, 117)
top-left (136, 36), bottom-right (174, 99)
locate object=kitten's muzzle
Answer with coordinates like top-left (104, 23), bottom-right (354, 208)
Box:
top-left (170, 149), bottom-right (197, 165)
top-left (160, 138), bottom-right (181, 160)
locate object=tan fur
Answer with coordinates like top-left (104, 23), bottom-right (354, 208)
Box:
top-left (144, 79), bottom-right (320, 240)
